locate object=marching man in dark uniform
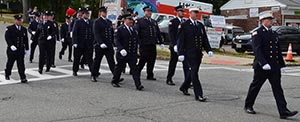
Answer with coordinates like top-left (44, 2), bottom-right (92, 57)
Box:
top-left (4, 15), bottom-right (29, 83)
top-left (59, 16), bottom-right (73, 62)
top-left (72, 8), bottom-right (94, 79)
top-left (177, 7), bottom-right (213, 102)
top-left (134, 6), bottom-right (164, 80)
top-left (92, 6), bottom-right (116, 82)
top-left (28, 12), bottom-right (41, 63)
top-left (49, 11), bottom-right (59, 68)
top-left (111, 14), bottom-right (144, 90)
top-left (244, 11), bottom-right (298, 119)
top-left (70, 8), bottom-right (86, 69)
top-left (35, 11), bottom-right (56, 74)
top-left (166, 5), bottom-right (188, 86)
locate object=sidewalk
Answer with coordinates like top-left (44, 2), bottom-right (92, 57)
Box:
top-left (202, 54), bottom-right (253, 66)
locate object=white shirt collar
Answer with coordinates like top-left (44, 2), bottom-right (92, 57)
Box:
top-left (124, 24), bottom-right (132, 30)
top-left (101, 16), bottom-right (106, 20)
top-left (15, 25), bottom-right (20, 29)
top-left (189, 17), bottom-right (197, 24)
top-left (262, 25), bottom-right (270, 31)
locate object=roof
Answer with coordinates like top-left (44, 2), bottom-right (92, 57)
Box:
top-left (276, 0), bottom-right (300, 8)
top-left (220, 0), bottom-right (287, 10)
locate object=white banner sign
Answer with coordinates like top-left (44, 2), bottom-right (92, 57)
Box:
top-left (210, 15), bottom-right (226, 28)
top-left (207, 27), bottom-right (222, 49)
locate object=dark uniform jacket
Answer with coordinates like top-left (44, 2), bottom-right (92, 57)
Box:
top-left (115, 25), bottom-right (139, 55)
top-left (93, 17), bottom-right (114, 49)
top-left (28, 19), bottom-right (39, 40)
top-left (168, 17), bottom-right (184, 48)
top-left (53, 21), bottom-right (60, 41)
top-left (35, 21), bottom-right (56, 43)
top-left (72, 19), bottom-right (94, 49)
top-left (177, 19), bottom-right (212, 56)
top-left (60, 22), bottom-right (71, 41)
top-left (252, 26), bottom-right (285, 70)
top-left (134, 17), bottom-right (163, 46)
top-left (5, 25), bottom-right (29, 54)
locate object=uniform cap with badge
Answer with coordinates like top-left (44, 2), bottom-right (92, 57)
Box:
top-left (259, 10), bottom-right (274, 21)
top-left (13, 15), bottom-right (22, 20)
top-left (44, 11), bottom-right (52, 16)
top-left (143, 6), bottom-right (152, 12)
top-left (189, 7), bottom-right (201, 13)
top-left (175, 5), bottom-right (184, 12)
top-left (99, 6), bottom-right (107, 12)
top-left (123, 14), bottom-right (133, 20)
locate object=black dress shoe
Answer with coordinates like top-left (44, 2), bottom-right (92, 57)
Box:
top-left (136, 85), bottom-right (144, 91)
top-left (68, 59), bottom-right (73, 62)
top-left (195, 96), bottom-right (207, 102)
top-left (21, 79), bottom-right (28, 83)
top-left (45, 68), bottom-right (50, 72)
top-left (73, 72), bottom-right (78, 76)
top-left (166, 80), bottom-right (175, 86)
top-left (179, 88), bottom-right (190, 96)
top-left (280, 110), bottom-right (298, 119)
top-left (5, 76), bottom-right (10, 80)
top-left (38, 70), bottom-right (43, 74)
top-left (91, 76), bottom-right (97, 82)
top-left (80, 64), bottom-right (85, 69)
top-left (244, 107), bottom-right (256, 114)
top-left (59, 54), bottom-right (62, 60)
top-left (51, 65), bottom-right (56, 68)
top-left (147, 77), bottom-right (156, 80)
top-left (119, 78), bottom-right (124, 82)
top-left (96, 72), bottom-right (101, 78)
top-left (111, 82), bottom-right (121, 87)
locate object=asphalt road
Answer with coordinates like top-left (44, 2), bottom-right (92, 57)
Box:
top-left (0, 22), bottom-right (300, 122)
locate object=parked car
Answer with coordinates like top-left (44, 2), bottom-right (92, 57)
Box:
top-left (232, 26), bottom-right (300, 54)
top-left (151, 13), bottom-right (175, 44)
top-left (223, 25), bottom-right (245, 44)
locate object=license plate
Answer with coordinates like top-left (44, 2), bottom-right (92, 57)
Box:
top-left (236, 44), bottom-right (242, 48)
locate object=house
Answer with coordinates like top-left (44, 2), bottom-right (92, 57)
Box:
top-left (220, 0), bottom-right (300, 31)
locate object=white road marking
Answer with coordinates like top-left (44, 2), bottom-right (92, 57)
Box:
top-left (0, 64), bottom-right (300, 86)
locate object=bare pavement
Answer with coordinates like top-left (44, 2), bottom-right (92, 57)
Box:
top-left (0, 22), bottom-right (300, 122)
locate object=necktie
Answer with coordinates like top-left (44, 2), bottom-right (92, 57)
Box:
top-left (128, 27), bottom-right (132, 35)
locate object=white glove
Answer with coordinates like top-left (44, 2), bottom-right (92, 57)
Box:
top-left (25, 50), bottom-right (30, 56)
top-left (178, 55), bottom-right (185, 62)
top-left (32, 31), bottom-right (36, 35)
top-left (10, 45), bottom-right (17, 51)
top-left (113, 47), bottom-right (117, 52)
top-left (120, 49), bottom-right (127, 57)
top-left (160, 44), bottom-right (165, 49)
top-left (100, 43), bottom-right (107, 49)
top-left (70, 32), bottom-right (73, 38)
top-left (47, 36), bottom-right (52, 40)
top-left (73, 44), bottom-right (78, 48)
top-left (208, 51), bottom-right (214, 57)
top-left (61, 38), bottom-right (65, 42)
top-left (174, 45), bottom-right (178, 53)
top-left (281, 67), bottom-right (286, 73)
top-left (262, 64), bottom-right (271, 70)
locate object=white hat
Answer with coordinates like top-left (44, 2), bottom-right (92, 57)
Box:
top-left (189, 7), bottom-right (201, 13)
top-left (259, 10), bottom-right (274, 20)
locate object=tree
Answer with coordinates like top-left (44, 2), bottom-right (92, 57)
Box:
top-left (193, 0), bottom-right (229, 15)
top-left (22, 0), bottom-right (29, 23)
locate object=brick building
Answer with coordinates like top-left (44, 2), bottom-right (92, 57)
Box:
top-left (220, 0), bottom-right (300, 32)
